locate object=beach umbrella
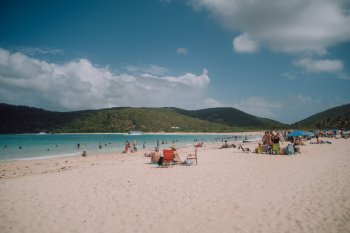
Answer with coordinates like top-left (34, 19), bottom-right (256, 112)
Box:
top-left (305, 131), bottom-right (315, 137)
top-left (288, 130), bottom-right (307, 137)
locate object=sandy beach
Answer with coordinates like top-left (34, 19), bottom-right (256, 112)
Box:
top-left (1, 137), bottom-right (350, 233)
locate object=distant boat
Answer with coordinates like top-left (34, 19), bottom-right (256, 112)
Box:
top-left (38, 132), bottom-right (47, 135)
top-left (128, 131), bottom-right (143, 135)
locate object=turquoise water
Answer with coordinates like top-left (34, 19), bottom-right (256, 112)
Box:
top-left (0, 133), bottom-right (259, 161)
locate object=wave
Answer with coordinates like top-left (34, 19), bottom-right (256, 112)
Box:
top-left (15, 152), bottom-right (81, 161)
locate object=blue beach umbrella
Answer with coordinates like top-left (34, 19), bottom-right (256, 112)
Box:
top-left (304, 131), bottom-right (315, 137)
top-left (288, 130), bottom-right (307, 137)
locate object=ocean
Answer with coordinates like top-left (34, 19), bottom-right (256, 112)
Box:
top-left (0, 133), bottom-right (261, 161)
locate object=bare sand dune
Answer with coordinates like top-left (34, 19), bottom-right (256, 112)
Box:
top-left (1, 138), bottom-right (350, 233)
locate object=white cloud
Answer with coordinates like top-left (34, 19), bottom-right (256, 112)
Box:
top-left (189, 0), bottom-right (350, 54)
top-left (201, 98), bottom-right (225, 108)
top-left (176, 48), bottom-right (189, 55)
top-left (338, 73), bottom-right (350, 80)
top-left (295, 94), bottom-right (313, 103)
top-left (232, 96), bottom-right (283, 118)
top-left (282, 70), bottom-right (298, 80)
top-left (14, 46), bottom-right (64, 56)
top-left (161, 69), bottom-right (209, 89)
top-left (125, 64), bottom-right (170, 76)
top-left (232, 33), bottom-right (259, 53)
top-left (228, 95), bottom-right (349, 124)
top-left (0, 48), bottom-right (211, 111)
top-left (294, 58), bottom-right (344, 73)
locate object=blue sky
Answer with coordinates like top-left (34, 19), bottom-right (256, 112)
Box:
top-left (1, 0), bottom-right (350, 123)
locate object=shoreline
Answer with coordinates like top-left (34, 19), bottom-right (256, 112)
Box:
top-left (0, 139), bottom-right (260, 178)
top-left (1, 131), bottom-right (264, 135)
top-left (0, 132), bottom-right (263, 163)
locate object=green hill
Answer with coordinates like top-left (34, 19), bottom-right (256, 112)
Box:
top-left (53, 107), bottom-right (233, 133)
top-left (292, 103), bottom-right (350, 129)
top-left (173, 107), bottom-right (287, 129)
top-left (3, 103), bottom-right (349, 133)
top-left (0, 104), bottom-right (233, 133)
top-left (0, 104), bottom-right (286, 133)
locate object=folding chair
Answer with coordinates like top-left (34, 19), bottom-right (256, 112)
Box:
top-left (186, 147), bottom-right (198, 165)
top-left (162, 149), bottom-right (174, 167)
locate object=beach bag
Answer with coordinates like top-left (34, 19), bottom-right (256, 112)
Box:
top-left (185, 159), bottom-right (193, 166)
top-left (285, 144), bottom-right (294, 155)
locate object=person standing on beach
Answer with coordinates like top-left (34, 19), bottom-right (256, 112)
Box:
top-left (262, 131), bottom-right (272, 145)
top-left (262, 131), bottom-right (272, 154)
top-left (124, 141), bottom-right (129, 153)
top-left (132, 141), bottom-right (137, 152)
top-left (272, 132), bottom-right (283, 154)
top-left (171, 145), bottom-right (181, 165)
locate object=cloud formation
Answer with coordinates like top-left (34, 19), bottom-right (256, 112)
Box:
top-left (294, 58), bottom-right (344, 73)
top-left (14, 46), bottom-right (64, 56)
top-left (125, 64), bottom-right (170, 76)
top-left (176, 48), bottom-right (189, 55)
top-left (232, 96), bottom-right (283, 118)
top-left (189, 0), bottom-right (350, 54)
top-left (0, 48), bottom-right (211, 111)
top-left (232, 33), bottom-right (259, 53)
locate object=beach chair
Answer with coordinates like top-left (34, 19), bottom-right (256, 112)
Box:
top-left (261, 144), bottom-right (270, 154)
top-left (186, 147), bottom-right (198, 165)
top-left (162, 149), bottom-right (174, 167)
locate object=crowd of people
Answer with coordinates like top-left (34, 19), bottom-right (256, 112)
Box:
top-left (258, 131), bottom-right (285, 154)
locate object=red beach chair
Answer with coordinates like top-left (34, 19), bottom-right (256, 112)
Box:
top-left (162, 149), bottom-right (174, 167)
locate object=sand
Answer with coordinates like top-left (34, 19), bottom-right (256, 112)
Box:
top-left (1, 137), bottom-right (350, 233)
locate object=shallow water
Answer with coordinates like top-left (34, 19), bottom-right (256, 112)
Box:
top-left (0, 133), bottom-right (260, 161)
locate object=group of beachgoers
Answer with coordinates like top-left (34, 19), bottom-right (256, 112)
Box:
top-left (255, 129), bottom-right (348, 155)
top-left (257, 130), bottom-right (327, 155)
top-left (78, 129), bottom-right (347, 158)
top-left (215, 129), bottom-right (342, 155)
top-left (144, 143), bottom-right (199, 167)
top-left (257, 131), bottom-right (288, 155)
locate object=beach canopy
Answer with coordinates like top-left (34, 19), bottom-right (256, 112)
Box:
top-left (288, 130), bottom-right (307, 137)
